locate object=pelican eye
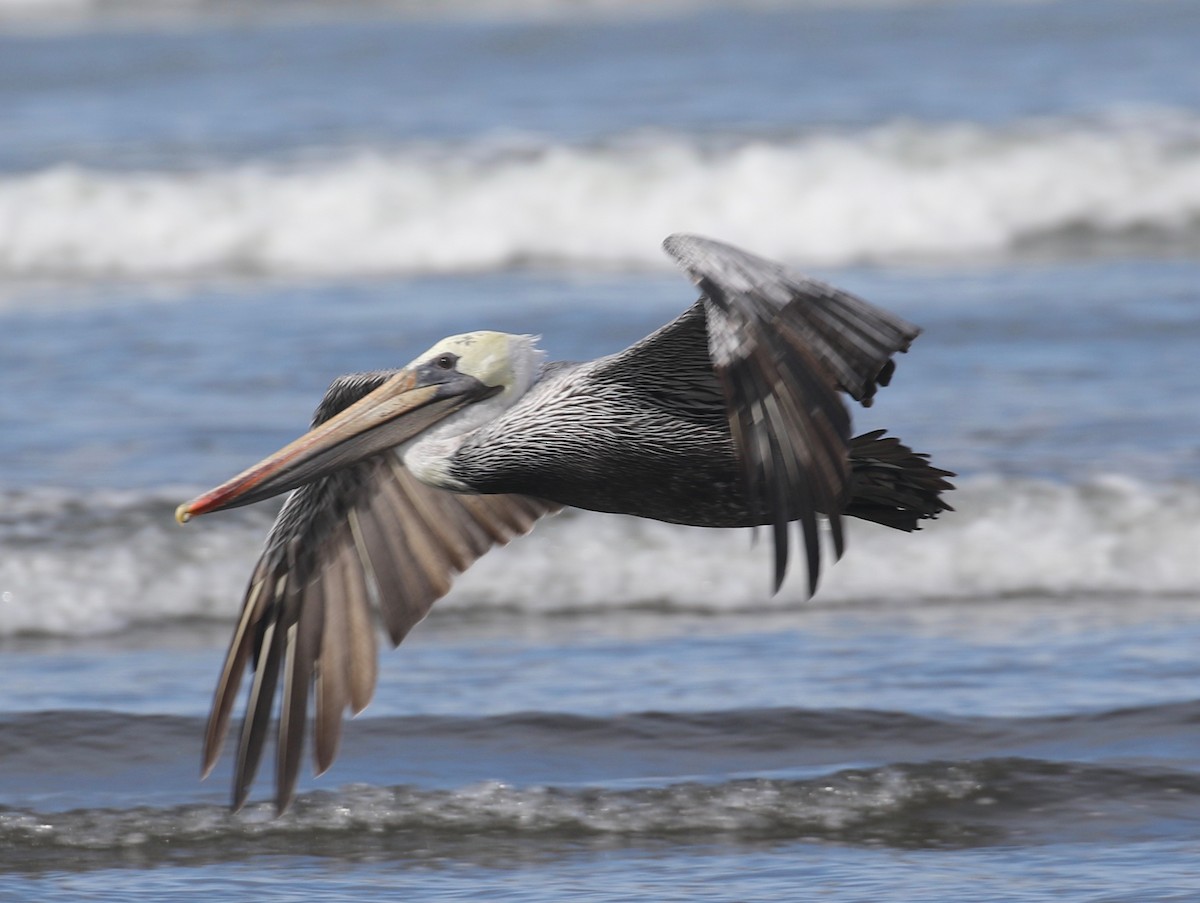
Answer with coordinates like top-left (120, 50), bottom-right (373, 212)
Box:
top-left (433, 353), bottom-right (459, 371)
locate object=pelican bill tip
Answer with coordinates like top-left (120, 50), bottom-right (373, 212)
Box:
top-left (175, 502), bottom-right (193, 524)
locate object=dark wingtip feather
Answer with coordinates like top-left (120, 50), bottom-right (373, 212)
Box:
top-left (231, 617), bottom-right (282, 812)
top-left (771, 516), bottom-right (788, 594)
top-left (275, 582), bottom-right (321, 815)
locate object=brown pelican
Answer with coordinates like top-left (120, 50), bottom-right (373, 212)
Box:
top-left (176, 234), bottom-right (953, 813)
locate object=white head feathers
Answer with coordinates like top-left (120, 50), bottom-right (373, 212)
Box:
top-left (410, 331), bottom-right (545, 400)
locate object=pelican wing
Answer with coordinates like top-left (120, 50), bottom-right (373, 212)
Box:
top-left (202, 372), bottom-right (560, 812)
top-left (658, 234), bottom-right (921, 593)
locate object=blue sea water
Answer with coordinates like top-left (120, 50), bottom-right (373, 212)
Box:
top-left (2, 0), bottom-right (1200, 899)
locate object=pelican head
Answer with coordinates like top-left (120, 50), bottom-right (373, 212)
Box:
top-left (176, 330), bottom-right (543, 522)
top-left (412, 331), bottom-right (543, 404)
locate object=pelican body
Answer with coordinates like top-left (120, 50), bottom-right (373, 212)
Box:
top-left (177, 234), bottom-right (953, 812)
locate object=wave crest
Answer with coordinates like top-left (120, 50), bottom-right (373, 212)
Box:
top-left (3, 114), bottom-right (1199, 280)
top-left (2, 476), bottom-right (1198, 637)
top-left (3, 757), bottom-right (1198, 870)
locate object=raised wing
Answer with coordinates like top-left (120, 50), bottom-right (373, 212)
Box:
top-left (202, 372), bottom-right (560, 812)
top-left (661, 233), bottom-right (921, 594)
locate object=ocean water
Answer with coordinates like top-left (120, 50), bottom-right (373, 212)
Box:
top-left (2, 0), bottom-right (1200, 899)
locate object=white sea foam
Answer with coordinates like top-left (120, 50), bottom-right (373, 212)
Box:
top-left (2, 114), bottom-right (1199, 281)
top-left (0, 488), bottom-right (269, 636)
top-left (2, 476), bottom-right (1198, 638)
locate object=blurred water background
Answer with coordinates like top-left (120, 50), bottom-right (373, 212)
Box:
top-left (2, 0), bottom-right (1200, 899)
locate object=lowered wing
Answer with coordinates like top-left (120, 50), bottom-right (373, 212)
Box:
top-left (201, 372), bottom-right (559, 812)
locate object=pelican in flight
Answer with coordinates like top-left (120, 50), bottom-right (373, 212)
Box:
top-left (177, 234), bottom-right (953, 812)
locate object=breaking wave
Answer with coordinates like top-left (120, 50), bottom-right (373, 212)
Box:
top-left (2, 475), bottom-right (1198, 638)
top-left (3, 114), bottom-right (1199, 280)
